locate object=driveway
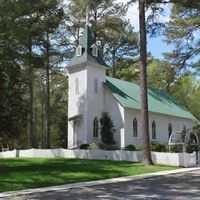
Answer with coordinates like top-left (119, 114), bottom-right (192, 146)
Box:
top-left (4, 170), bottom-right (200, 200)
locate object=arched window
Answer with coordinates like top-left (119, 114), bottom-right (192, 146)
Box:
top-left (76, 44), bottom-right (83, 56)
top-left (94, 78), bottom-right (98, 93)
top-left (91, 44), bottom-right (98, 57)
top-left (152, 121), bottom-right (156, 140)
top-left (168, 123), bottom-right (172, 138)
top-left (133, 118), bottom-right (138, 137)
top-left (93, 117), bottom-right (99, 138)
top-left (75, 78), bottom-right (79, 94)
top-left (183, 125), bottom-right (187, 133)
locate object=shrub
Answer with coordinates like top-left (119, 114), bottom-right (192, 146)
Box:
top-left (100, 112), bottom-right (115, 145)
top-left (186, 145), bottom-right (198, 154)
top-left (135, 145), bottom-right (142, 151)
top-left (193, 122), bottom-right (200, 140)
top-left (98, 142), bottom-right (119, 150)
top-left (169, 144), bottom-right (183, 153)
top-left (124, 144), bottom-right (136, 151)
top-left (88, 143), bottom-right (98, 150)
top-left (98, 142), bottom-right (106, 150)
top-left (150, 141), bottom-right (168, 152)
top-left (79, 144), bottom-right (89, 150)
top-left (104, 144), bottom-right (119, 151)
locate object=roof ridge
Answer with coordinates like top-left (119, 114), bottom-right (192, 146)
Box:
top-left (106, 76), bottom-right (174, 99)
top-left (106, 76), bottom-right (139, 86)
top-left (105, 76), bottom-right (196, 120)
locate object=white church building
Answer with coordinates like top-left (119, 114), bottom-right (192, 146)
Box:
top-left (67, 25), bottom-right (196, 149)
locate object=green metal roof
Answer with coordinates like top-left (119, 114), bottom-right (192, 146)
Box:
top-left (68, 25), bottom-right (106, 67)
top-left (105, 76), bottom-right (196, 120)
top-left (79, 25), bottom-right (94, 54)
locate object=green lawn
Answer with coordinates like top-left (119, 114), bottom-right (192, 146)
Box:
top-left (0, 158), bottom-right (178, 192)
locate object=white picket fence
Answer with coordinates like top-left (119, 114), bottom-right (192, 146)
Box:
top-left (0, 148), bottom-right (197, 167)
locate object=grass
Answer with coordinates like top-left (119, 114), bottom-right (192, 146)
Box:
top-left (0, 158), bottom-right (178, 192)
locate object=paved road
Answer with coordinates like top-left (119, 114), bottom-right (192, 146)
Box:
top-left (5, 170), bottom-right (200, 200)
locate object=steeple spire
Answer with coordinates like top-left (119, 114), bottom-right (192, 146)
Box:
top-left (67, 18), bottom-right (107, 68)
top-left (79, 25), bottom-right (94, 54)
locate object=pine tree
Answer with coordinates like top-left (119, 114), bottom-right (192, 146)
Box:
top-left (138, 0), bottom-right (153, 165)
top-left (0, 0), bottom-right (29, 147)
top-left (147, 59), bottom-right (176, 92)
top-left (165, 0), bottom-right (200, 71)
top-left (62, 0), bottom-right (138, 69)
top-left (39, 0), bottom-right (64, 148)
top-left (127, 0), bottom-right (174, 165)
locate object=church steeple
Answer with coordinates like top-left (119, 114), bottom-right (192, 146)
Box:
top-left (67, 13), bottom-right (107, 149)
top-left (79, 25), bottom-right (95, 55)
top-left (67, 25), bottom-right (106, 68)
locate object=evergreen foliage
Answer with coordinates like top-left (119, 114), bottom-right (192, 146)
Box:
top-left (0, 0), bottom-right (200, 149)
top-left (124, 144), bottom-right (136, 151)
top-left (79, 144), bottom-right (90, 150)
top-left (63, 0), bottom-right (139, 71)
top-left (100, 112), bottom-right (115, 145)
top-left (150, 141), bottom-right (168, 152)
top-left (165, 0), bottom-right (200, 70)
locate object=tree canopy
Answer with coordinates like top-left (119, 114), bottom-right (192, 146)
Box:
top-left (0, 0), bottom-right (199, 149)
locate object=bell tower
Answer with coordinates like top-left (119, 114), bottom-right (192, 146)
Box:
top-left (67, 25), bottom-right (107, 149)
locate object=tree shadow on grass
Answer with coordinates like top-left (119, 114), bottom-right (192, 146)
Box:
top-left (0, 158), bottom-right (142, 192)
top-left (0, 158), bottom-right (176, 192)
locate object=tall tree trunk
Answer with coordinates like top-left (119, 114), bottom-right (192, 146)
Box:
top-left (112, 50), bottom-right (116, 77)
top-left (41, 80), bottom-right (45, 148)
top-left (93, 10), bottom-right (97, 41)
top-left (28, 40), bottom-right (35, 148)
top-left (34, 107), bottom-right (37, 147)
top-left (45, 31), bottom-right (51, 148)
top-left (139, 0), bottom-right (153, 165)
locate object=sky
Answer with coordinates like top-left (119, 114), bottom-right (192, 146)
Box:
top-left (119, 0), bottom-right (173, 60)
top-left (121, 1), bottom-right (199, 80)
top-left (63, 0), bottom-right (174, 60)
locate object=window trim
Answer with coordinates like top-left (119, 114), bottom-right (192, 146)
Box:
top-left (93, 117), bottom-right (99, 138)
top-left (133, 118), bottom-right (138, 138)
top-left (76, 45), bottom-right (83, 57)
top-left (168, 123), bottom-right (172, 139)
top-left (152, 120), bottom-right (156, 140)
top-left (94, 78), bottom-right (98, 93)
top-left (91, 44), bottom-right (98, 57)
top-left (75, 78), bottom-right (79, 94)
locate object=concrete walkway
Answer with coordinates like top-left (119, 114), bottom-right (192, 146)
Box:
top-left (0, 167), bottom-right (200, 199)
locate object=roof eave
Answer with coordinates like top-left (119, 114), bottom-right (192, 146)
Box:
top-left (67, 62), bottom-right (87, 72)
top-left (124, 106), bottom-right (197, 121)
top-left (87, 60), bottom-right (108, 70)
